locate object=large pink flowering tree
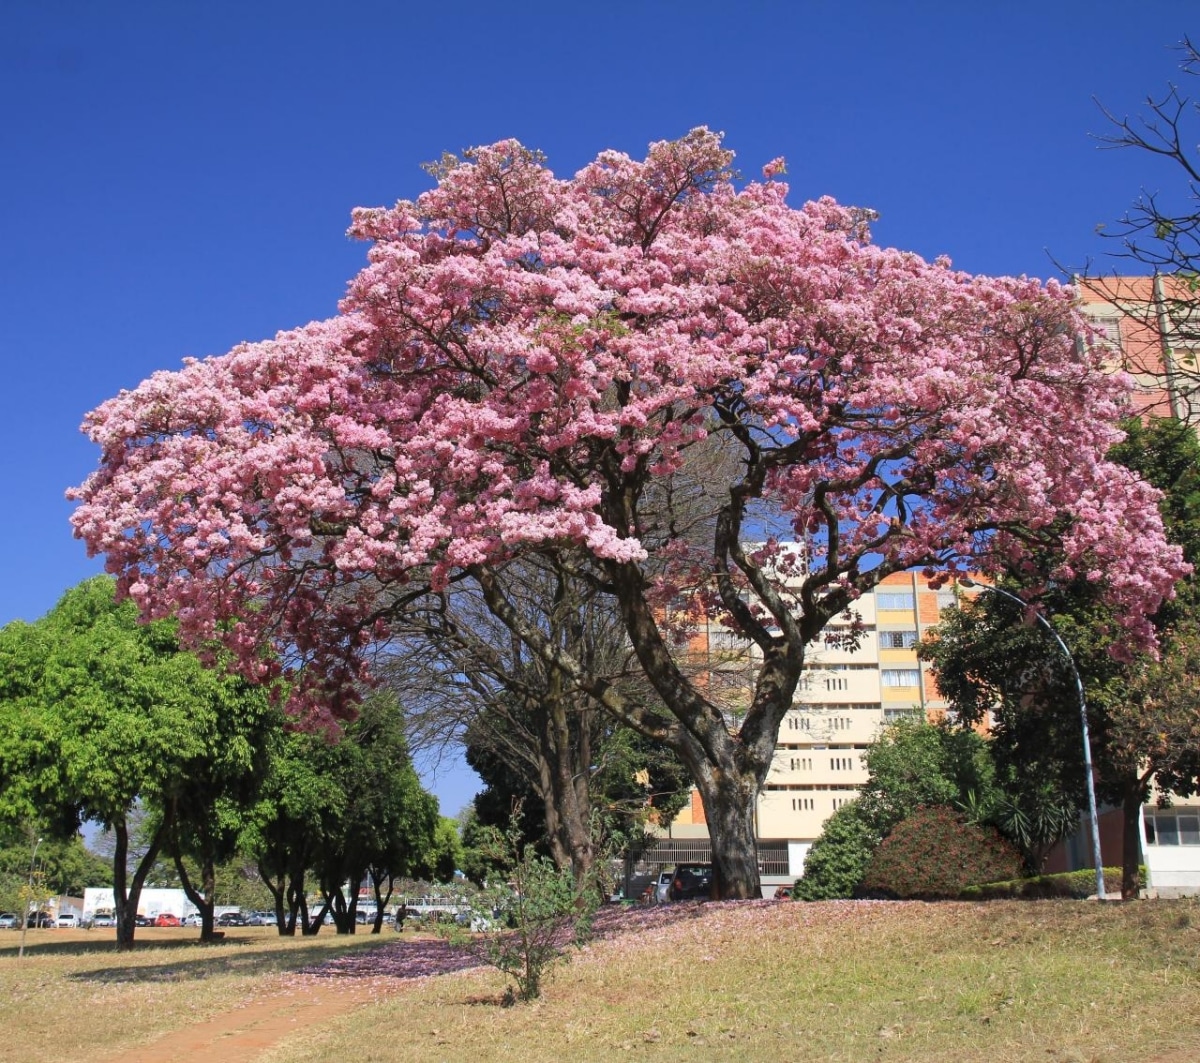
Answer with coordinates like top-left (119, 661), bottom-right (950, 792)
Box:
top-left (71, 130), bottom-right (1186, 897)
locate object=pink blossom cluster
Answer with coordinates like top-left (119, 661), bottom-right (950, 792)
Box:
top-left (69, 129), bottom-right (1187, 715)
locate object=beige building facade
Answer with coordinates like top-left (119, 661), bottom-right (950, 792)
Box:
top-left (659, 570), bottom-right (960, 889)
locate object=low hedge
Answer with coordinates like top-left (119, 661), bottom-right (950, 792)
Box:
top-left (961, 867), bottom-right (1138, 900)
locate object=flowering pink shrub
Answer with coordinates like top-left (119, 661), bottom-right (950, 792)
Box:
top-left (861, 806), bottom-right (1023, 899)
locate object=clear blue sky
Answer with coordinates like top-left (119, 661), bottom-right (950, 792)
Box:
top-left (2, 0), bottom-right (1195, 814)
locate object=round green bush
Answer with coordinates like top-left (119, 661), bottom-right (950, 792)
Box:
top-left (861, 805), bottom-right (1022, 899)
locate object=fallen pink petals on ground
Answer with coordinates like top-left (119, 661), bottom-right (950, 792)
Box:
top-left (290, 899), bottom-right (896, 993)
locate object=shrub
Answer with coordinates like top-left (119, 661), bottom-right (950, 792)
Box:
top-left (456, 812), bottom-right (600, 1003)
top-left (793, 802), bottom-right (881, 901)
top-left (861, 805), bottom-right (1022, 899)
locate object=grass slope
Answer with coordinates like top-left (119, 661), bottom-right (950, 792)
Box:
top-left (2, 900), bottom-right (1198, 1063)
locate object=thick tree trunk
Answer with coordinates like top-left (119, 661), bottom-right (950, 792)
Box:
top-left (690, 764), bottom-right (762, 899)
top-left (537, 682), bottom-right (596, 886)
top-left (1121, 776), bottom-right (1150, 901)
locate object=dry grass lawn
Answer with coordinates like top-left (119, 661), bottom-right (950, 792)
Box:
top-left (0, 925), bottom-right (391, 1062)
top-left (3, 899), bottom-right (1199, 1063)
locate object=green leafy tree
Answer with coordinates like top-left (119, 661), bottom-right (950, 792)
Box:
top-left (921, 596), bottom-right (1090, 873)
top-left (312, 692), bottom-right (438, 935)
top-left (0, 828), bottom-right (111, 910)
top-left (792, 803), bottom-right (880, 901)
top-left (0, 577), bottom-right (272, 948)
top-left (923, 416), bottom-right (1200, 897)
top-left (243, 692), bottom-right (439, 936)
top-left (241, 728), bottom-right (344, 935)
top-left (424, 816), bottom-right (464, 883)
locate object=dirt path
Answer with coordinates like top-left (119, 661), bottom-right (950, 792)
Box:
top-left (98, 935), bottom-right (486, 1063)
top-left (100, 977), bottom-right (374, 1063)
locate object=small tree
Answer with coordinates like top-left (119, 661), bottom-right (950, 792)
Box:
top-left (461, 807), bottom-right (601, 1003)
top-left (0, 578), bottom-right (272, 948)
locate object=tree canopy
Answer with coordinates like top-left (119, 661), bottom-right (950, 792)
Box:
top-left (0, 577), bottom-right (273, 946)
top-left (69, 131), bottom-right (1185, 896)
top-left (243, 691), bottom-right (439, 935)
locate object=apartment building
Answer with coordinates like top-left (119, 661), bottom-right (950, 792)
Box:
top-left (657, 571), bottom-right (959, 890)
top-left (1077, 273), bottom-right (1200, 423)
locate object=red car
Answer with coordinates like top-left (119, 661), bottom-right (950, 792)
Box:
top-left (153, 913), bottom-right (180, 927)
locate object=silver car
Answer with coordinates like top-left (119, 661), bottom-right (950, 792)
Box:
top-left (654, 870), bottom-right (673, 904)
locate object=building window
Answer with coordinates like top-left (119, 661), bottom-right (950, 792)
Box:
top-left (825, 677), bottom-right (848, 692)
top-left (884, 707), bottom-right (923, 723)
top-left (881, 669), bottom-right (921, 687)
top-left (881, 630), bottom-right (918, 649)
top-left (877, 592), bottom-right (915, 610)
top-left (1145, 812), bottom-right (1200, 845)
top-left (936, 589), bottom-right (958, 610)
top-left (1083, 312), bottom-right (1123, 352)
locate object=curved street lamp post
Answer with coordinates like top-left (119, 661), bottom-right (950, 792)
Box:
top-left (959, 580), bottom-right (1107, 901)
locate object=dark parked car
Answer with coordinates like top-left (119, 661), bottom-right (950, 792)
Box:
top-left (667, 863), bottom-right (715, 901)
top-left (26, 911), bottom-right (55, 928)
top-left (217, 911), bottom-right (248, 927)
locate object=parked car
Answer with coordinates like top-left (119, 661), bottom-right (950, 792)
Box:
top-left (667, 863), bottom-right (714, 901)
top-left (135, 913), bottom-right (155, 927)
top-left (181, 913), bottom-right (203, 927)
top-left (56, 913), bottom-right (79, 928)
top-left (773, 884), bottom-right (794, 900)
top-left (92, 911), bottom-right (116, 928)
top-left (26, 911), bottom-right (55, 928)
top-left (243, 911), bottom-right (270, 926)
top-left (0, 912), bottom-right (19, 929)
top-left (154, 913), bottom-right (180, 927)
top-left (217, 911), bottom-right (248, 927)
top-left (654, 870), bottom-right (674, 904)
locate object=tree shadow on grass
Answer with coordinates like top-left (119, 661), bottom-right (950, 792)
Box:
top-left (61, 935), bottom-right (482, 986)
top-left (0, 935), bottom-right (207, 961)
